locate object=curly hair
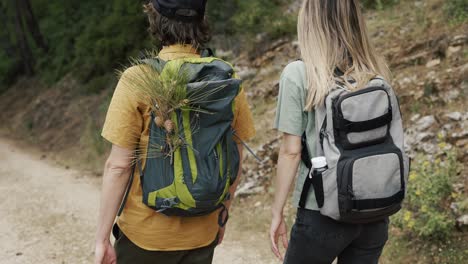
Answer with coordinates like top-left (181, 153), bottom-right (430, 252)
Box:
top-left (143, 2), bottom-right (211, 48)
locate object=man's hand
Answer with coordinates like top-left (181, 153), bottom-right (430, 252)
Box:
top-left (270, 213), bottom-right (289, 261)
top-left (94, 240), bottom-right (117, 264)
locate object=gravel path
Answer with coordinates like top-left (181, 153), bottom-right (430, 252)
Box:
top-left (0, 139), bottom-right (277, 264)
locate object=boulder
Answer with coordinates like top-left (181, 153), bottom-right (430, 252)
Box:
top-left (445, 112), bottom-right (463, 121)
top-left (415, 115), bottom-right (436, 131)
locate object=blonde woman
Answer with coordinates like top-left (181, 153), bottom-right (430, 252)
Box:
top-left (271, 0), bottom-right (392, 263)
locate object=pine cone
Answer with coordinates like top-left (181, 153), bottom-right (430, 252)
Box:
top-left (164, 120), bottom-right (175, 133)
top-left (180, 99), bottom-right (190, 106)
top-left (154, 116), bottom-right (164, 127)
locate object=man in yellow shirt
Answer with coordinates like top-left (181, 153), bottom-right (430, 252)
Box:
top-left (94, 1), bottom-right (255, 264)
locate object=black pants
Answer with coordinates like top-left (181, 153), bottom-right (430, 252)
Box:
top-left (113, 225), bottom-right (217, 264)
top-left (284, 209), bottom-right (389, 264)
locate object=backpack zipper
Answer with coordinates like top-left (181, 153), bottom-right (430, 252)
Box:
top-left (213, 148), bottom-right (219, 161)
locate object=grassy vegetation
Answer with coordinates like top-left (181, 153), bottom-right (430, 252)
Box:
top-left (392, 150), bottom-right (460, 239)
top-left (444, 0), bottom-right (468, 23)
top-left (3, 0), bottom-right (421, 94)
top-left (383, 133), bottom-right (467, 262)
top-left (79, 96), bottom-right (112, 170)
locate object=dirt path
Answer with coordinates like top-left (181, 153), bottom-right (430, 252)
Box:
top-left (0, 139), bottom-right (277, 264)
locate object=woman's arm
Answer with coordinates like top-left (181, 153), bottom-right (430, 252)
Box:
top-left (270, 133), bottom-right (302, 260)
top-left (95, 145), bottom-right (134, 264)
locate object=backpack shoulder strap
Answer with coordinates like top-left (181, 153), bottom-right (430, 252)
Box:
top-left (200, 48), bottom-right (214, 58)
top-left (141, 57), bottom-right (167, 73)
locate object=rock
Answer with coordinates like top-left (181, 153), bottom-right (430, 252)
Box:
top-left (416, 132), bottom-right (434, 142)
top-left (456, 139), bottom-right (467, 147)
top-left (442, 124), bottom-right (453, 131)
top-left (450, 202), bottom-right (459, 214)
top-left (445, 112), bottom-right (463, 121)
top-left (456, 214), bottom-right (468, 229)
top-left (216, 49), bottom-right (233, 60)
top-left (415, 115), bottom-right (436, 131)
top-left (452, 183), bottom-right (465, 193)
top-left (447, 45), bottom-right (461, 57)
top-left (236, 67), bottom-right (257, 80)
top-left (426, 59), bottom-right (441, 68)
top-left (291, 40), bottom-right (299, 49)
top-left (235, 181), bottom-right (263, 197)
top-left (254, 201), bottom-right (262, 207)
top-left (451, 34), bottom-right (468, 46)
top-left (443, 89), bottom-right (460, 102)
top-left (450, 130), bottom-right (468, 139)
top-left (421, 142), bottom-right (437, 154)
top-left (410, 114), bottom-right (421, 122)
top-left (460, 63), bottom-right (468, 75)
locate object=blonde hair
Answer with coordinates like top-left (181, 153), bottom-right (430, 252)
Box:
top-left (298, 0), bottom-right (390, 110)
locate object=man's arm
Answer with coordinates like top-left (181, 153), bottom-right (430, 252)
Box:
top-left (95, 145), bottom-right (133, 264)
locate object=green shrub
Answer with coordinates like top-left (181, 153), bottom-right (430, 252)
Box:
top-left (231, 0), bottom-right (296, 38)
top-left (207, 0), bottom-right (296, 50)
top-left (29, 0), bottom-right (150, 92)
top-left (392, 142), bottom-right (461, 240)
top-left (444, 0), bottom-right (468, 23)
top-left (0, 50), bottom-right (19, 92)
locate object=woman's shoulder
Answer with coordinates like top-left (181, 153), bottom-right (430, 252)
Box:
top-left (280, 60), bottom-right (307, 90)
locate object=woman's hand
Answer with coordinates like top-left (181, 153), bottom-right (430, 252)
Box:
top-left (270, 133), bottom-right (302, 260)
top-left (94, 240), bottom-right (117, 264)
top-left (270, 213), bottom-right (289, 260)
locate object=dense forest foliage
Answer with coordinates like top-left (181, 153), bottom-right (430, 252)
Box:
top-left (1, 0), bottom-right (465, 93)
top-left (0, 0), bottom-right (406, 93)
top-left (0, 0), bottom-right (295, 93)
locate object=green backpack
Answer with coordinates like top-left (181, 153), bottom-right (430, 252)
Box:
top-left (120, 56), bottom-right (242, 226)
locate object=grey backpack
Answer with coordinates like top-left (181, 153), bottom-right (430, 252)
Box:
top-left (299, 77), bottom-right (410, 223)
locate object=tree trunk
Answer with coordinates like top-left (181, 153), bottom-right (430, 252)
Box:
top-left (13, 0), bottom-right (34, 75)
top-left (17, 0), bottom-right (48, 52)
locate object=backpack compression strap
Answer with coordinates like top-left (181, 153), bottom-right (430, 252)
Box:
top-left (298, 132), bottom-right (325, 209)
top-left (117, 158), bottom-right (144, 217)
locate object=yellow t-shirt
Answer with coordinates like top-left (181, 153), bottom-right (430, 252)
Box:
top-left (101, 44), bottom-right (255, 251)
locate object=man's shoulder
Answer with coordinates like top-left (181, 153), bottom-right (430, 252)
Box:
top-left (120, 64), bottom-right (153, 80)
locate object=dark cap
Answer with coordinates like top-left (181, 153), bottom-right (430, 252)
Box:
top-left (152, 0), bottom-right (207, 22)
